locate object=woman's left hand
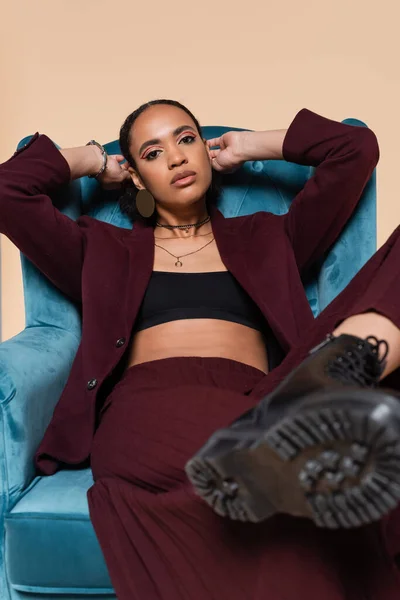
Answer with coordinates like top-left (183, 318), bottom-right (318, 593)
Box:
top-left (206, 131), bottom-right (247, 174)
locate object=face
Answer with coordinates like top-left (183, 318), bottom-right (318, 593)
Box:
top-left (128, 104), bottom-right (213, 211)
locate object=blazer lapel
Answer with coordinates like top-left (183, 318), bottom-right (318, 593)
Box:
top-left (211, 206), bottom-right (287, 347)
top-left (211, 205), bottom-right (261, 306)
top-left (123, 220), bottom-right (155, 334)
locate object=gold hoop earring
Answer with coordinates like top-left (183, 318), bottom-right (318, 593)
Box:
top-left (136, 189), bottom-right (155, 218)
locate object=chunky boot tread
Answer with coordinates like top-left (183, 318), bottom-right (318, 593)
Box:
top-left (185, 389), bottom-right (400, 529)
top-left (264, 403), bottom-right (400, 528)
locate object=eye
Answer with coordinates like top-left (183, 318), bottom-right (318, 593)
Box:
top-left (179, 134), bottom-right (196, 144)
top-left (144, 149), bottom-right (161, 161)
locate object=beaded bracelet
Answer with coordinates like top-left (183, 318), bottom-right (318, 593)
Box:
top-left (86, 139), bottom-right (108, 179)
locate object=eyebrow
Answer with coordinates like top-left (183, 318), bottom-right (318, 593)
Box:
top-left (138, 125), bottom-right (197, 156)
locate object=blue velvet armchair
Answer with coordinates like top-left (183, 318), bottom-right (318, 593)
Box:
top-left (0, 118), bottom-right (376, 599)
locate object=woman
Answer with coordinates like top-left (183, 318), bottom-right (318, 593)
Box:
top-left (2, 98), bottom-right (400, 599)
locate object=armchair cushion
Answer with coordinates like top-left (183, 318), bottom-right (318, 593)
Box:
top-left (5, 469), bottom-right (113, 595)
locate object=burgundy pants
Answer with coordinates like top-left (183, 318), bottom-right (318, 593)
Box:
top-left (87, 226), bottom-right (400, 600)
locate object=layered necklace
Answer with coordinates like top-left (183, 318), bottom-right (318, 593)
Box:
top-left (154, 215), bottom-right (214, 268)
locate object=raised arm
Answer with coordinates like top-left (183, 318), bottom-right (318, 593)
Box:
top-left (281, 109), bottom-right (379, 273)
top-left (236, 109), bottom-right (379, 274)
top-left (0, 134), bottom-right (100, 303)
top-left (0, 134), bottom-right (130, 303)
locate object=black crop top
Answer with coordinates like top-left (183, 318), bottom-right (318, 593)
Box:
top-left (133, 271), bottom-right (266, 333)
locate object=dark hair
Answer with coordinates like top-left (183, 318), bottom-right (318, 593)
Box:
top-left (118, 99), bottom-right (221, 224)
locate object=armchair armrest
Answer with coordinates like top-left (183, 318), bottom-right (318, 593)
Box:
top-left (0, 326), bottom-right (80, 514)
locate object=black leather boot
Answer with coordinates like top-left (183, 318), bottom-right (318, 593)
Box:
top-left (185, 334), bottom-right (400, 529)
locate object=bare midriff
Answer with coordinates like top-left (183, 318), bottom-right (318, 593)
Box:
top-left (125, 319), bottom-right (269, 374)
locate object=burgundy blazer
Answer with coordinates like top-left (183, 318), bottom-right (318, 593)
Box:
top-left (0, 109), bottom-right (379, 475)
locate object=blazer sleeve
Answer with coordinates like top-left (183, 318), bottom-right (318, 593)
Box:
top-left (282, 108), bottom-right (380, 274)
top-left (0, 133), bottom-right (87, 303)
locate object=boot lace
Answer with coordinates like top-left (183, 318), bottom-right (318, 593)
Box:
top-left (328, 335), bottom-right (389, 387)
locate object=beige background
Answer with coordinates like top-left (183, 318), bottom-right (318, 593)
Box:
top-left (1, 0), bottom-right (399, 342)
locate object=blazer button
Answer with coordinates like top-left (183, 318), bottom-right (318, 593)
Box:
top-left (116, 337), bottom-right (126, 348)
top-left (87, 378), bottom-right (98, 390)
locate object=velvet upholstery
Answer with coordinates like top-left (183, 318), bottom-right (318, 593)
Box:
top-left (0, 118), bottom-right (376, 598)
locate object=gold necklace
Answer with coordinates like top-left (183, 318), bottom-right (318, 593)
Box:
top-left (154, 237), bottom-right (215, 267)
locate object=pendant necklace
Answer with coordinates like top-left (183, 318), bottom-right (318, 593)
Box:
top-left (154, 237), bottom-right (215, 267)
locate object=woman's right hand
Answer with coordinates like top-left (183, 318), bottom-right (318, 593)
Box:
top-left (97, 154), bottom-right (132, 190)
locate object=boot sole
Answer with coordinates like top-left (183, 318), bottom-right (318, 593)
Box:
top-left (185, 389), bottom-right (400, 528)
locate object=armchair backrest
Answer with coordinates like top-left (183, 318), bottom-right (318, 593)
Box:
top-left (17, 119), bottom-right (376, 338)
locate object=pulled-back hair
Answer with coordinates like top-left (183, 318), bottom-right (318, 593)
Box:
top-left (118, 99), bottom-right (221, 224)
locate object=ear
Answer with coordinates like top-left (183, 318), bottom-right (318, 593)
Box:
top-left (203, 138), bottom-right (212, 164)
top-left (127, 167), bottom-right (144, 190)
